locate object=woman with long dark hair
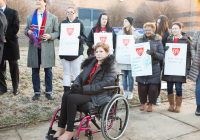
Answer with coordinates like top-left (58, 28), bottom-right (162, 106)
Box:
top-left (86, 13), bottom-right (116, 56)
top-left (155, 15), bottom-right (170, 105)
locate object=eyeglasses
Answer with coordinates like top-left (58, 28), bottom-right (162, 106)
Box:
top-left (67, 12), bottom-right (74, 15)
top-left (144, 29), bottom-right (152, 32)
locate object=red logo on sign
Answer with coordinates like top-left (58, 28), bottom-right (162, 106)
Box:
top-left (100, 37), bottom-right (107, 43)
top-left (123, 39), bottom-right (130, 46)
top-left (67, 28), bottom-right (74, 36)
top-left (172, 48), bottom-right (180, 56)
top-left (136, 48), bottom-right (144, 56)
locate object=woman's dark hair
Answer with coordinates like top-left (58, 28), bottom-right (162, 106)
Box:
top-left (155, 15), bottom-right (169, 38)
top-left (96, 13), bottom-right (112, 32)
top-left (43, 0), bottom-right (48, 7)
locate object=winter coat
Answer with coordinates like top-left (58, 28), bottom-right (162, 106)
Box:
top-left (72, 55), bottom-right (117, 107)
top-left (3, 6), bottom-right (20, 61)
top-left (59, 17), bottom-right (87, 61)
top-left (136, 34), bottom-right (164, 84)
top-left (161, 31), bottom-right (170, 47)
top-left (24, 11), bottom-right (59, 68)
top-left (188, 30), bottom-right (200, 81)
top-left (86, 26), bottom-right (116, 56)
top-left (162, 33), bottom-right (191, 83)
top-left (117, 27), bottom-right (142, 70)
top-left (0, 12), bottom-right (7, 63)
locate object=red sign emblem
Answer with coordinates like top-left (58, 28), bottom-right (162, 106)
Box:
top-left (136, 48), bottom-right (144, 56)
top-left (67, 28), bottom-right (74, 36)
top-left (172, 48), bottom-right (180, 56)
top-left (123, 39), bottom-right (130, 46)
top-left (100, 37), bottom-right (107, 43)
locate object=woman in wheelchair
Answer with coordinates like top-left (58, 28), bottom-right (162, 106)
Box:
top-left (53, 42), bottom-right (117, 140)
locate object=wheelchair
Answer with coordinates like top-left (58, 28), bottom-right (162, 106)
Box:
top-left (46, 74), bottom-right (130, 140)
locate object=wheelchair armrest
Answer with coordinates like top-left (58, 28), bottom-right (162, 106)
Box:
top-left (103, 86), bottom-right (120, 90)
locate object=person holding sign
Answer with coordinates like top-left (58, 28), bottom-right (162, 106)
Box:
top-left (188, 30), bottom-right (200, 116)
top-left (117, 17), bottom-right (141, 100)
top-left (24, 0), bottom-right (59, 100)
top-left (155, 15), bottom-right (170, 105)
top-left (53, 42), bottom-right (117, 140)
top-left (86, 13), bottom-right (116, 56)
top-left (162, 22), bottom-right (191, 113)
top-left (137, 22), bottom-right (164, 112)
top-left (59, 7), bottom-right (87, 92)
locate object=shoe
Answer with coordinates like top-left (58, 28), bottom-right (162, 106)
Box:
top-left (13, 90), bottom-right (18, 95)
top-left (32, 94), bottom-right (40, 100)
top-left (0, 89), bottom-right (7, 95)
top-left (156, 98), bottom-right (161, 106)
top-left (175, 96), bottom-right (182, 113)
top-left (167, 94), bottom-right (175, 112)
top-left (123, 91), bottom-right (128, 98)
top-left (45, 94), bottom-right (54, 100)
top-left (195, 105), bottom-right (200, 116)
top-left (147, 104), bottom-right (153, 112)
top-left (140, 104), bottom-right (146, 111)
top-left (128, 92), bottom-right (133, 100)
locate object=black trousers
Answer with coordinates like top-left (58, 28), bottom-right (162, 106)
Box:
top-left (0, 59), bottom-right (19, 91)
top-left (58, 91), bottom-right (91, 132)
top-left (138, 83), bottom-right (159, 104)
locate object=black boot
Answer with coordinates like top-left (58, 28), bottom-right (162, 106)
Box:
top-left (195, 105), bottom-right (200, 116)
top-left (64, 86), bottom-right (70, 92)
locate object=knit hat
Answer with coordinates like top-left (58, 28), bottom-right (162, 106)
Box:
top-left (125, 17), bottom-right (134, 26)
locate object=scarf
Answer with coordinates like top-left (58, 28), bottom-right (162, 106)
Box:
top-left (30, 9), bottom-right (47, 49)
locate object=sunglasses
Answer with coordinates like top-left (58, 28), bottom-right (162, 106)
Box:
top-left (67, 12), bottom-right (74, 15)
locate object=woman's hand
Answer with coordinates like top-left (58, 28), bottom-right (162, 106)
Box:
top-left (27, 30), bottom-right (33, 36)
top-left (71, 84), bottom-right (83, 94)
top-left (42, 34), bottom-right (52, 41)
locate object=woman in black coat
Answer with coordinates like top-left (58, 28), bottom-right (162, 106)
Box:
top-left (59, 7), bottom-right (87, 92)
top-left (136, 22), bottom-right (164, 112)
top-left (162, 22), bottom-right (191, 113)
top-left (53, 42), bottom-right (117, 140)
top-left (86, 13), bottom-right (116, 56)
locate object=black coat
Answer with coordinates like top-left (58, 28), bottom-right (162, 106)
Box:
top-left (162, 33), bottom-right (191, 83)
top-left (136, 34), bottom-right (164, 84)
top-left (3, 6), bottom-right (20, 61)
top-left (0, 12), bottom-right (7, 63)
top-left (72, 55), bottom-right (117, 107)
top-left (59, 17), bottom-right (87, 61)
top-left (86, 26), bottom-right (116, 56)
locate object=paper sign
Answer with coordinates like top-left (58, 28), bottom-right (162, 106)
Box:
top-left (59, 23), bottom-right (80, 56)
top-left (164, 43), bottom-right (187, 76)
top-left (129, 42), bottom-right (152, 76)
top-left (94, 33), bottom-right (113, 54)
top-left (116, 35), bottom-right (135, 64)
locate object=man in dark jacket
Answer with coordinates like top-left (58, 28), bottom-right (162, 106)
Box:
top-left (0, 0), bottom-right (20, 95)
top-left (0, 11), bottom-right (7, 66)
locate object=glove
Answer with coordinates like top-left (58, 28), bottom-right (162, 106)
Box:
top-left (146, 49), bottom-right (155, 56)
top-left (70, 84), bottom-right (83, 94)
top-left (164, 46), bottom-right (169, 51)
top-left (78, 35), bottom-right (85, 42)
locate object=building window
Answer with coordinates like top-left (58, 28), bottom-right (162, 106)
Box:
top-left (78, 8), bottom-right (104, 36)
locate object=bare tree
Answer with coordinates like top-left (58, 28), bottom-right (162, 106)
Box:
top-left (133, 0), bottom-right (179, 28)
top-left (7, 0), bottom-right (29, 24)
top-left (106, 4), bottom-right (128, 27)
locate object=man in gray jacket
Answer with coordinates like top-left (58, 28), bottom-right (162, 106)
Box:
top-left (0, 11), bottom-right (7, 95)
top-left (24, 0), bottom-right (59, 100)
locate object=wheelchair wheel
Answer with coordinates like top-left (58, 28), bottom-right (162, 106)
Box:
top-left (101, 94), bottom-right (129, 140)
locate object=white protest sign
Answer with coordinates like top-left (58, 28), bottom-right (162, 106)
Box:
top-left (94, 33), bottom-right (113, 54)
top-left (129, 42), bottom-right (152, 76)
top-left (164, 43), bottom-right (187, 76)
top-left (116, 35), bottom-right (135, 64)
top-left (59, 23), bottom-right (80, 56)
